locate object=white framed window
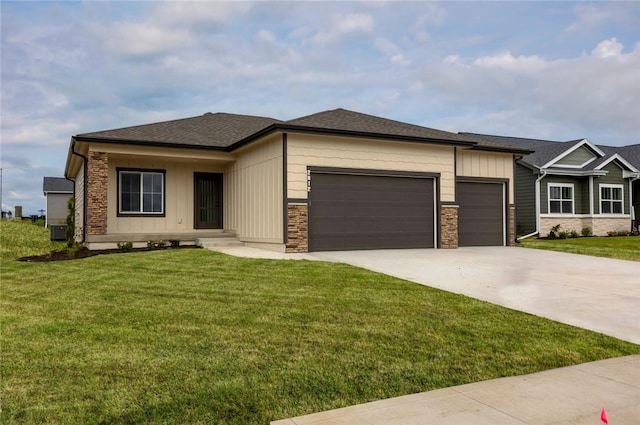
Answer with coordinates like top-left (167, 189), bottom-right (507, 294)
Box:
top-left (548, 183), bottom-right (574, 214)
top-left (118, 169), bottom-right (165, 215)
top-left (600, 184), bottom-right (623, 214)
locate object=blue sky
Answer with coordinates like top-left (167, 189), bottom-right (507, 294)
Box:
top-left (1, 1), bottom-right (639, 215)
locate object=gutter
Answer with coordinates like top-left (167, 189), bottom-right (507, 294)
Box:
top-left (67, 137), bottom-right (88, 244)
top-left (517, 169), bottom-right (547, 241)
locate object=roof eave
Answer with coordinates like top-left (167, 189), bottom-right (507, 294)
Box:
top-left (72, 135), bottom-right (231, 152)
top-left (228, 123), bottom-right (480, 151)
top-left (467, 145), bottom-right (533, 155)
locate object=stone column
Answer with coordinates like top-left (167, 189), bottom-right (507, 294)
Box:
top-left (508, 205), bottom-right (516, 246)
top-left (285, 204), bottom-right (308, 253)
top-left (440, 205), bottom-right (459, 249)
top-left (86, 151), bottom-right (108, 236)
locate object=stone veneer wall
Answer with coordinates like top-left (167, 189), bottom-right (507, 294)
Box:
top-left (86, 151), bottom-right (108, 236)
top-left (540, 216), bottom-right (630, 237)
top-left (440, 205), bottom-right (458, 249)
top-left (286, 204), bottom-right (308, 252)
top-left (508, 205), bottom-right (516, 246)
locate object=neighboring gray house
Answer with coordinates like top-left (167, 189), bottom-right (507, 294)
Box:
top-left (43, 177), bottom-right (74, 227)
top-left (461, 134), bottom-right (640, 237)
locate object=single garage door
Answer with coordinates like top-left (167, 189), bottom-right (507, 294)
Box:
top-left (457, 181), bottom-right (505, 246)
top-left (309, 172), bottom-right (435, 251)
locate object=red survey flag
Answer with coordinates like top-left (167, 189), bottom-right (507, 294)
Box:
top-left (600, 407), bottom-right (608, 424)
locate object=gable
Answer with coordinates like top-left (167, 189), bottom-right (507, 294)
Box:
top-left (553, 145), bottom-right (597, 168)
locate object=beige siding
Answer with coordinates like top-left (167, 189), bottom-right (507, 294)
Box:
top-left (106, 157), bottom-right (226, 234)
top-left (224, 135), bottom-right (283, 242)
top-left (287, 134), bottom-right (456, 202)
top-left (74, 166), bottom-right (84, 241)
top-left (457, 149), bottom-right (515, 202)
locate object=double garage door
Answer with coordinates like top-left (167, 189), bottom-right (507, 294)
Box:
top-left (307, 171), bottom-right (505, 251)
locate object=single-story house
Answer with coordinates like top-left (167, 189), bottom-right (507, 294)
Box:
top-left (43, 177), bottom-right (74, 227)
top-left (64, 108), bottom-right (529, 252)
top-left (461, 134), bottom-right (640, 237)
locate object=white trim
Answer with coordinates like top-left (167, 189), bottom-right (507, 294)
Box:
top-left (541, 139), bottom-right (605, 169)
top-left (589, 176), bottom-right (594, 216)
top-left (547, 182), bottom-right (575, 215)
top-left (595, 154), bottom-right (638, 172)
top-left (599, 183), bottom-right (624, 215)
top-left (549, 156), bottom-right (597, 169)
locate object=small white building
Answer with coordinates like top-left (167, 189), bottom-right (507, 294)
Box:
top-left (43, 177), bottom-right (73, 227)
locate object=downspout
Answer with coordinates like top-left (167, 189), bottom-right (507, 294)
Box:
top-left (69, 138), bottom-right (88, 244)
top-left (517, 169), bottom-right (547, 240)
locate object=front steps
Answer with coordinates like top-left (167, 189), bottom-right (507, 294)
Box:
top-left (196, 233), bottom-right (244, 249)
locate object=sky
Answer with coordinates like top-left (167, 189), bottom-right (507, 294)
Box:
top-left (1, 1), bottom-right (639, 216)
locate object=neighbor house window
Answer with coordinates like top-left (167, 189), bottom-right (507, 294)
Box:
top-left (600, 184), bottom-right (623, 214)
top-left (548, 183), bottom-right (574, 214)
top-left (118, 169), bottom-right (165, 215)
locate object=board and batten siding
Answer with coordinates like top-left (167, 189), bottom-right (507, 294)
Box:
top-left (456, 149), bottom-right (515, 202)
top-left (514, 163), bottom-right (537, 235)
top-left (224, 135), bottom-right (283, 243)
top-left (286, 134), bottom-right (456, 201)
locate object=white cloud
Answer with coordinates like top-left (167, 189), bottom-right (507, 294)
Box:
top-left (92, 22), bottom-right (192, 56)
top-left (473, 51), bottom-right (548, 72)
top-left (154, 1), bottom-right (251, 26)
top-left (374, 37), bottom-right (410, 65)
top-left (591, 38), bottom-right (624, 58)
top-left (312, 13), bottom-right (374, 44)
top-left (567, 4), bottom-right (613, 32)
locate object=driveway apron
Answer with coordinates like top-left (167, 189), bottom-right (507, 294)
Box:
top-left (311, 247), bottom-right (640, 344)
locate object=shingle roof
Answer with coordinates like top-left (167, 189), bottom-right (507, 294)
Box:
top-left (76, 112), bottom-right (283, 148)
top-left (43, 177), bottom-right (74, 193)
top-left (73, 108), bottom-right (526, 153)
top-left (461, 133), bottom-right (640, 172)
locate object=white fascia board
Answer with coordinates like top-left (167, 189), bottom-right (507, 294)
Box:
top-left (543, 169), bottom-right (607, 177)
top-left (595, 154), bottom-right (639, 172)
top-left (540, 138), bottom-right (605, 169)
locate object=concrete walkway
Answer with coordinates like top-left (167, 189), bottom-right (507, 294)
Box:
top-left (272, 355), bottom-right (640, 425)
top-left (311, 247), bottom-right (640, 344)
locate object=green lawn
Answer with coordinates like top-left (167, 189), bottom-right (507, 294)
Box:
top-left (519, 235), bottom-right (640, 261)
top-left (2, 220), bottom-right (639, 424)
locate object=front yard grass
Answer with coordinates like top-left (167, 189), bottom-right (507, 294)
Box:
top-left (2, 220), bottom-right (639, 424)
top-left (519, 235), bottom-right (640, 261)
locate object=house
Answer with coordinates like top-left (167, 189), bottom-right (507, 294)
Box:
top-left (461, 134), bottom-right (640, 237)
top-left (43, 177), bottom-right (74, 227)
top-left (64, 108), bottom-right (529, 252)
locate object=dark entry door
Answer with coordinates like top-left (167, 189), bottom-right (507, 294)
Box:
top-left (194, 173), bottom-right (223, 229)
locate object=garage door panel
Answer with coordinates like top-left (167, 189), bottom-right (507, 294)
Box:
top-left (309, 173), bottom-right (435, 251)
top-left (457, 181), bottom-right (504, 247)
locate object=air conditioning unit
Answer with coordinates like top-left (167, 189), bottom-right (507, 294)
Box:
top-left (50, 225), bottom-right (67, 241)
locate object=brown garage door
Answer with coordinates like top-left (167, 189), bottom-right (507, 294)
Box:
top-left (457, 181), bottom-right (504, 246)
top-left (308, 173), bottom-right (435, 251)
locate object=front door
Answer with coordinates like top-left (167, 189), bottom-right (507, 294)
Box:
top-left (194, 173), bottom-right (223, 229)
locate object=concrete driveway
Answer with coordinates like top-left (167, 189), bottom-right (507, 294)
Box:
top-left (311, 247), bottom-right (640, 344)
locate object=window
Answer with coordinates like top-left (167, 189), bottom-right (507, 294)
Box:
top-left (600, 184), bottom-right (623, 214)
top-left (548, 183), bottom-right (574, 214)
top-left (118, 169), bottom-right (165, 215)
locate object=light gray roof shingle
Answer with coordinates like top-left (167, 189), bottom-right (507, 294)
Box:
top-left (43, 177), bottom-right (74, 193)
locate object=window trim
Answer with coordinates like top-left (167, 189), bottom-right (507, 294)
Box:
top-left (599, 183), bottom-right (624, 215)
top-left (117, 168), bottom-right (166, 217)
top-left (547, 182), bottom-right (574, 215)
